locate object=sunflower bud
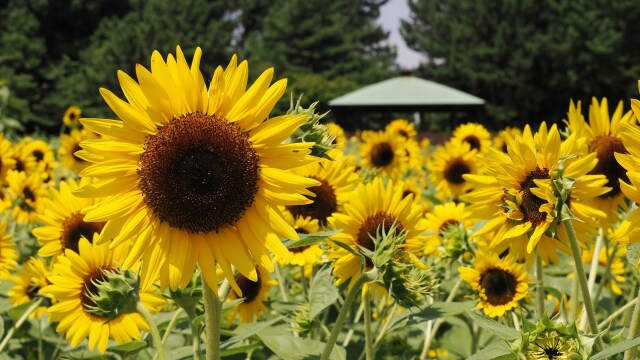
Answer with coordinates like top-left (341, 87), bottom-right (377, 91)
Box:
top-left (516, 314), bottom-right (597, 359)
top-left (84, 269), bottom-right (140, 319)
top-left (440, 222), bottom-right (471, 262)
top-left (287, 94), bottom-right (335, 159)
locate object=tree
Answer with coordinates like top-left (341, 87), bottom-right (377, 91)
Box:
top-left (401, 0), bottom-right (640, 128)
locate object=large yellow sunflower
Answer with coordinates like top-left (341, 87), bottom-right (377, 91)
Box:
top-left (327, 178), bottom-right (426, 288)
top-left (74, 48), bottom-right (318, 293)
top-left (459, 251), bottom-right (530, 318)
top-left (359, 130), bottom-right (408, 179)
top-left (226, 266), bottom-right (276, 323)
top-left (428, 141), bottom-right (478, 199)
top-left (32, 178), bottom-right (105, 257)
top-left (287, 149), bottom-right (358, 226)
top-left (0, 220), bottom-right (17, 280)
top-left (565, 98), bottom-right (636, 226)
top-left (41, 238), bottom-right (165, 354)
top-left (462, 123), bottom-right (609, 265)
top-left (6, 170), bottom-right (47, 224)
top-left (8, 257), bottom-right (52, 319)
top-left (59, 128), bottom-right (98, 174)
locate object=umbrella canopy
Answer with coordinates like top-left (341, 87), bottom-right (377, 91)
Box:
top-left (329, 76), bottom-right (485, 112)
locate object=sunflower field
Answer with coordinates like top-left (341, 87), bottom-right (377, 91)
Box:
top-left (1, 47), bottom-right (640, 360)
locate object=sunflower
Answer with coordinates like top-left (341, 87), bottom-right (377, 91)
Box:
top-left (527, 332), bottom-right (578, 360)
top-left (614, 120), bottom-right (640, 243)
top-left (564, 98), bottom-right (635, 227)
top-left (59, 129), bottom-right (98, 174)
top-left (32, 178), bottom-right (105, 257)
top-left (386, 118), bottom-right (417, 141)
top-left (326, 122), bottom-right (347, 151)
top-left (459, 251), bottom-right (529, 318)
top-left (0, 132), bottom-right (16, 183)
top-left (462, 123), bottom-right (610, 265)
top-left (0, 220), bottom-right (17, 280)
top-left (359, 130), bottom-right (408, 179)
top-left (327, 178), bottom-right (426, 288)
top-left (274, 214), bottom-right (324, 277)
top-left (226, 266), bottom-right (276, 323)
top-left (404, 138), bottom-right (424, 171)
top-left (428, 141), bottom-right (478, 199)
top-left (451, 122), bottom-right (492, 153)
top-left (492, 127), bottom-right (523, 154)
top-left (12, 138), bottom-right (38, 175)
top-left (75, 48), bottom-right (318, 293)
top-left (41, 238), bottom-right (164, 354)
top-left (422, 202), bottom-right (474, 256)
top-left (8, 257), bottom-right (52, 319)
top-left (6, 170), bottom-right (47, 224)
top-left (63, 105), bottom-right (82, 126)
top-left (287, 149), bottom-right (358, 226)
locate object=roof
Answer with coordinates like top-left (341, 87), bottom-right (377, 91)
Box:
top-left (328, 76), bottom-right (485, 111)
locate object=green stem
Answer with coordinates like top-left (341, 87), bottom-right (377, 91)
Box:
top-left (321, 272), bottom-right (372, 360)
top-left (363, 292), bottom-right (374, 360)
top-left (373, 303), bottom-right (399, 353)
top-left (0, 298), bottom-right (42, 353)
top-left (420, 278), bottom-right (463, 360)
top-left (624, 289), bottom-right (640, 360)
top-left (536, 255), bottom-right (545, 317)
top-left (161, 307), bottom-right (184, 346)
top-left (563, 218), bottom-right (603, 352)
top-left (599, 297), bottom-right (637, 330)
top-left (137, 302), bottom-right (166, 360)
top-left (37, 317), bottom-right (43, 360)
top-left (274, 262), bottom-right (289, 302)
top-left (202, 274), bottom-right (222, 360)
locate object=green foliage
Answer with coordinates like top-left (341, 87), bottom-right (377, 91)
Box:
top-left (401, 0), bottom-right (640, 128)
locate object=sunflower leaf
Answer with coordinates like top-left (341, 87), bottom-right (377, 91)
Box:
top-left (283, 229), bottom-right (342, 249)
top-left (220, 316), bottom-right (284, 351)
top-left (468, 341), bottom-right (515, 360)
top-left (107, 340), bottom-right (147, 353)
top-left (590, 336), bottom-right (640, 360)
top-left (465, 310), bottom-right (520, 341)
top-left (309, 265), bottom-right (339, 319)
top-left (332, 240), bottom-right (366, 266)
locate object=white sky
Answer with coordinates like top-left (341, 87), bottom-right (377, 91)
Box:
top-left (377, 0), bottom-right (426, 69)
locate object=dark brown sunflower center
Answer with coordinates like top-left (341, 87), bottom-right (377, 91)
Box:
top-left (462, 135), bottom-right (481, 150)
top-left (61, 212), bottom-right (106, 253)
top-left (236, 273), bottom-right (261, 303)
top-left (520, 167), bottom-right (550, 226)
top-left (370, 142), bottom-right (394, 167)
top-left (287, 179), bottom-right (337, 225)
top-left (70, 112), bottom-right (78, 121)
top-left (398, 130), bottom-right (409, 139)
top-left (438, 219), bottom-right (460, 234)
top-left (402, 189), bottom-right (416, 199)
top-left (15, 158), bottom-right (24, 172)
top-left (479, 267), bottom-right (517, 305)
top-left (23, 187), bottom-right (35, 202)
top-left (356, 212), bottom-right (404, 254)
top-left (71, 143), bottom-right (84, 162)
top-left (444, 157), bottom-right (471, 185)
top-left (138, 113), bottom-right (260, 234)
top-left (500, 142), bottom-right (508, 153)
top-left (32, 150), bottom-right (44, 162)
top-left (588, 135), bottom-right (628, 198)
top-left (27, 284), bottom-right (41, 299)
top-left (81, 266), bottom-right (117, 310)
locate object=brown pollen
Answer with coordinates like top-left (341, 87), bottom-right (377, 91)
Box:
top-left (443, 157), bottom-right (471, 185)
top-left (479, 267), bottom-right (517, 305)
top-left (588, 134), bottom-right (628, 198)
top-left (370, 142), bottom-right (394, 167)
top-left (520, 167), bottom-right (550, 226)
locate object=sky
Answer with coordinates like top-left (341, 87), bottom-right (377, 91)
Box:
top-left (377, 0), bottom-right (425, 69)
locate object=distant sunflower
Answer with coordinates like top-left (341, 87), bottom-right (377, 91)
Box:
top-left (359, 130), bottom-right (408, 179)
top-left (492, 127), bottom-right (522, 154)
top-left (0, 132), bottom-right (16, 183)
top-left (0, 221), bottom-right (17, 280)
top-left (63, 105), bottom-right (82, 126)
top-left (274, 214), bottom-right (324, 277)
top-left (565, 98), bottom-right (635, 226)
top-left (421, 202), bottom-right (474, 256)
top-left (287, 150), bottom-right (358, 226)
top-left (327, 178), bottom-right (426, 288)
top-left (12, 138), bottom-right (37, 175)
top-left (326, 122), bottom-right (347, 151)
top-left (459, 251), bottom-right (530, 318)
top-left (226, 266), bottom-right (276, 323)
top-left (429, 141), bottom-right (478, 199)
top-left (451, 122), bottom-right (492, 153)
top-left (6, 170), bottom-right (47, 224)
top-left (8, 257), bottom-right (52, 319)
top-left (32, 178), bottom-right (105, 257)
top-left (386, 118), bottom-right (417, 141)
top-left (75, 48), bottom-right (318, 293)
top-left (59, 129), bottom-right (98, 174)
top-left (42, 238), bottom-right (165, 354)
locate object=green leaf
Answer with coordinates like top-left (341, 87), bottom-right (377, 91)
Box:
top-left (468, 341), bottom-right (515, 360)
top-left (0, 316), bottom-right (3, 339)
top-left (220, 316), bottom-right (284, 350)
top-left (108, 340), bottom-right (147, 353)
top-left (309, 265), bottom-right (339, 319)
top-left (257, 333), bottom-right (346, 360)
top-left (590, 336), bottom-right (640, 360)
top-left (283, 229), bottom-right (341, 249)
top-left (7, 300), bottom-right (37, 323)
top-left (220, 342), bottom-right (262, 357)
top-left (465, 310), bottom-right (520, 341)
top-left (332, 240), bottom-right (366, 265)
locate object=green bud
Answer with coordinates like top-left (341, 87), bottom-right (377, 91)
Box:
top-left (515, 314), bottom-right (598, 359)
top-left (85, 269), bottom-right (140, 319)
top-left (287, 94), bottom-right (335, 159)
